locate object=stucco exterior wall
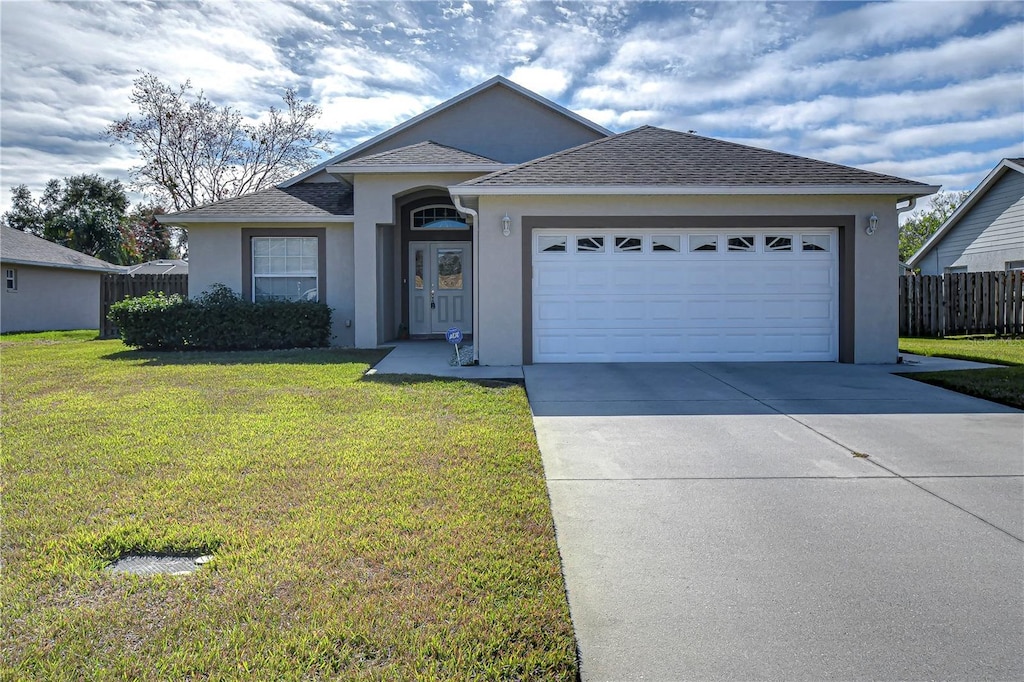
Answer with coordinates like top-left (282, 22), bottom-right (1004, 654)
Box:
top-left (0, 264), bottom-right (101, 332)
top-left (916, 170), bottom-right (1024, 275)
top-left (474, 194), bottom-right (902, 365)
top-left (352, 86), bottom-right (605, 164)
top-left (351, 172), bottom-right (486, 346)
top-left (184, 222), bottom-right (357, 346)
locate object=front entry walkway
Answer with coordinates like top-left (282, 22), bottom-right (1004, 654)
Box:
top-left (525, 362), bottom-right (1023, 681)
top-left (368, 340), bottom-right (523, 380)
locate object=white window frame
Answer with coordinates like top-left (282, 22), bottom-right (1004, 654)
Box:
top-left (1005, 260), bottom-right (1024, 273)
top-left (251, 236), bottom-right (319, 302)
top-left (5, 268), bottom-right (16, 292)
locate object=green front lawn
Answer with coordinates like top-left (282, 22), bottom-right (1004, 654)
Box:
top-left (1, 334), bottom-right (577, 680)
top-left (899, 336), bottom-right (1024, 409)
top-left (899, 336), bottom-right (1024, 366)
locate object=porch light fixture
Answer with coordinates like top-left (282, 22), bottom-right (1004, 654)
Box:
top-left (866, 213), bottom-right (879, 235)
top-left (501, 212), bottom-right (511, 237)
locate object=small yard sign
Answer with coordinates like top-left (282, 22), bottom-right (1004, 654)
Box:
top-left (446, 327), bottom-right (464, 344)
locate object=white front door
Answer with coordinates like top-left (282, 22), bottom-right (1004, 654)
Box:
top-left (409, 241), bottom-right (473, 335)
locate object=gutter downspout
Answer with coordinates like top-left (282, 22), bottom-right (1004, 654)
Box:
top-left (451, 194), bottom-right (480, 364)
top-left (897, 195), bottom-right (919, 270)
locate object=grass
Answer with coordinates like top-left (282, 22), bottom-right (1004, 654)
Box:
top-left (898, 336), bottom-right (1024, 409)
top-left (1, 333), bottom-right (577, 680)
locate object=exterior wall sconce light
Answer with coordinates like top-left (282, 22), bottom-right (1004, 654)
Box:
top-left (866, 213), bottom-right (879, 235)
top-left (501, 212), bottom-right (511, 237)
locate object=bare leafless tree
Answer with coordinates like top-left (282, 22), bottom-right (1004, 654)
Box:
top-left (106, 72), bottom-right (332, 211)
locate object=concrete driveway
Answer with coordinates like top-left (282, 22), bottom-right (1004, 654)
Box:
top-left (524, 362), bottom-right (1024, 681)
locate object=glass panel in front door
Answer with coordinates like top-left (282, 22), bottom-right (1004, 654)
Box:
top-left (436, 248), bottom-right (463, 289)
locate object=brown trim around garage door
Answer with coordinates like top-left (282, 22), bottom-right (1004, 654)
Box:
top-left (241, 227), bottom-right (327, 302)
top-left (521, 215), bottom-right (856, 364)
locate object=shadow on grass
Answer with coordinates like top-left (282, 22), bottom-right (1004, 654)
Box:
top-left (100, 347), bottom-right (392, 367)
top-left (359, 372), bottom-right (524, 389)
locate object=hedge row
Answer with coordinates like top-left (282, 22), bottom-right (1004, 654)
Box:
top-left (108, 284), bottom-right (332, 351)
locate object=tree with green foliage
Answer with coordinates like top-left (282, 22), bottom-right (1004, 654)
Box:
top-left (899, 190), bottom-right (971, 263)
top-left (1, 175), bottom-right (177, 265)
top-left (123, 203), bottom-right (175, 262)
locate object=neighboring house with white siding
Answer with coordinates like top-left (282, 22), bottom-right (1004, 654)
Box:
top-left (1, 226), bottom-right (123, 333)
top-left (909, 158), bottom-right (1024, 275)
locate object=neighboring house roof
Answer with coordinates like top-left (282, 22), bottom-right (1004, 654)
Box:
top-left (329, 141), bottom-right (509, 174)
top-left (0, 226), bottom-right (123, 272)
top-left (281, 75), bottom-right (612, 187)
top-left (158, 183), bottom-right (354, 224)
top-left (908, 158), bottom-right (1024, 267)
top-left (452, 126), bottom-right (938, 195)
top-left (125, 259), bottom-right (189, 275)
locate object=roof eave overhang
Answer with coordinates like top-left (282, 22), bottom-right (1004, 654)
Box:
top-left (328, 163), bottom-right (511, 175)
top-left (908, 160), bottom-right (1022, 266)
top-left (156, 214), bottom-right (355, 225)
top-left (0, 257), bottom-right (124, 273)
top-left (449, 184), bottom-right (942, 197)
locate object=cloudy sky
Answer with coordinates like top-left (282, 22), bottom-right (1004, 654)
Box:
top-left (1, 0), bottom-right (1022, 214)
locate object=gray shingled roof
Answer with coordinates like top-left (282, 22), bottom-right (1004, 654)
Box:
top-left (345, 141), bottom-right (500, 166)
top-left (167, 183), bottom-right (354, 219)
top-left (1, 226), bottom-right (123, 272)
top-left (461, 126), bottom-right (932, 188)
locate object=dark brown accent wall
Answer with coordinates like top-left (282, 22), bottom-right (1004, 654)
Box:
top-left (397, 194), bottom-right (474, 330)
top-left (240, 227), bottom-right (327, 302)
top-left (521, 215), bottom-right (856, 365)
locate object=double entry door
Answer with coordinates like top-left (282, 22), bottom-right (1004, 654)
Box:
top-left (408, 241), bottom-right (472, 335)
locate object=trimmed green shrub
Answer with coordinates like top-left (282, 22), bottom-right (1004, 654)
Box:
top-left (108, 284), bottom-right (332, 350)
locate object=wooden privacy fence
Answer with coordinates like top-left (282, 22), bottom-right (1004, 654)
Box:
top-left (899, 271), bottom-right (1024, 337)
top-left (100, 273), bottom-right (188, 339)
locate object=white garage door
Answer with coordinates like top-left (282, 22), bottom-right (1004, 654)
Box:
top-left (533, 228), bottom-right (838, 363)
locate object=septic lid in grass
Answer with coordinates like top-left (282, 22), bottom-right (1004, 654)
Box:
top-left (106, 554), bottom-right (213, 576)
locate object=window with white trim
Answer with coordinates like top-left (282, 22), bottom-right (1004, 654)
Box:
top-left (944, 265), bottom-right (968, 275)
top-left (1005, 260), bottom-right (1024, 272)
top-left (5, 268), bottom-right (16, 291)
top-left (252, 237), bottom-right (319, 302)
top-left (576, 236), bottom-right (605, 253)
top-left (411, 205), bottom-right (467, 230)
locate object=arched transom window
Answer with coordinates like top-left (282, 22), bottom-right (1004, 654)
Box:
top-left (411, 205), bottom-right (468, 230)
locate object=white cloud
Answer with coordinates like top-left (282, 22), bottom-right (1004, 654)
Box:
top-left (508, 66), bottom-right (570, 98)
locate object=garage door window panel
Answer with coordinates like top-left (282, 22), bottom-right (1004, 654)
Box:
top-left (689, 235), bottom-right (718, 252)
top-left (615, 236), bottom-right (643, 253)
top-left (802, 235), bottom-right (831, 252)
top-left (538, 236), bottom-right (567, 253)
top-left (576, 236), bottom-right (605, 253)
top-left (727, 235), bottom-right (755, 252)
top-left (765, 235), bottom-right (794, 252)
top-left (651, 235), bottom-right (680, 252)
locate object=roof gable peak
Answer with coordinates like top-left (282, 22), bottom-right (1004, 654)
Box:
top-left (282, 76), bottom-right (610, 187)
